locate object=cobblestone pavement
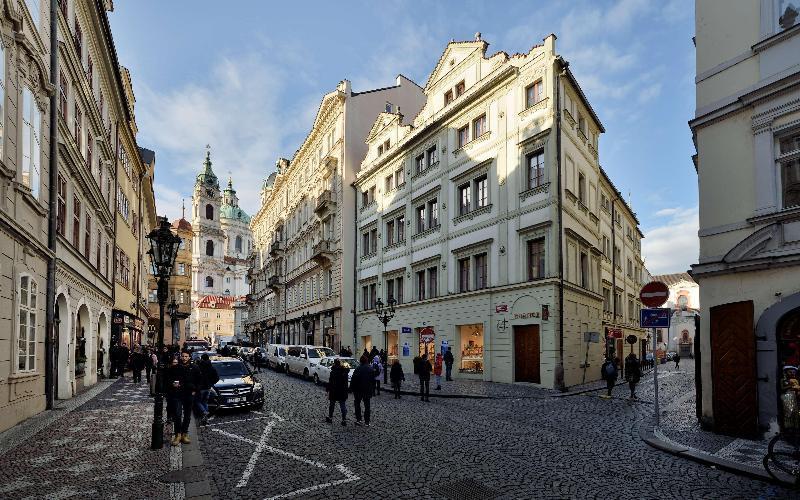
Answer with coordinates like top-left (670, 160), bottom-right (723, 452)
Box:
top-left (0, 378), bottom-right (173, 500)
top-left (200, 363), bottom-right (795, 499)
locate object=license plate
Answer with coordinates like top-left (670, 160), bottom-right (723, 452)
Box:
top-left (227, 397), bottom-right (245, 403)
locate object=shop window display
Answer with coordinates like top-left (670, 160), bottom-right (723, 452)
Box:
top-left (387, 330), bottom-right (399, 361)
top-left (459, 323), bottom-right (484, 374)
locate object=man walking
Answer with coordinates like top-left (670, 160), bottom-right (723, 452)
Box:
top-left (325, 358), bottom-right (349, 426)
top-left (674, 353), bottom-right (681, 370)
top-left (390, 360), bottom-right (405, 399)
top-left (117, 343), bottom-right (130, 379)
top-left (624, 352), bottom-right (641, 400)
top-left (130, 346), bottom-right (146, 384)
top-left (371, 354), bottom-right (382, 396)
top-left (165, 351), bottom-right (201, 446)
top-left (600, 357), bottom-right (617, 399)
top-left (444, 347), bottom-right (454, 381)
top-left (195, 353), bottom-right (219, 426)
top-left (350, 355), bottom-right (374, 426)
top-left (418, 353), bottom-right (432, 402)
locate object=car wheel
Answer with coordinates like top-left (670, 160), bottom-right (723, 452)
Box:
top-left (313, 373), bottom-right (319, 385)
top-left (303, 368), bottom-right (309, 381)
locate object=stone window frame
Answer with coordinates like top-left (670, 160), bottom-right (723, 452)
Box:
top-left (359, 276), bottom-right (378, 311)
top-left (411, 256), bottom-right (440, 301)
top-left (15, 272), bottom-right (38, 373)
top-left (360, 221), bottom-right (378, 259)
top-left (518, 222), bottom-right (550, 283)
top-left (412, 139), bottom-right (440, 176)
top-left (454, 105), bottom-right (491, 153)
top-left (452, 238), bottom-right (493, 293)
top-left (452, 160), bottom-right (492, 223)
top-left (382, 207), bottom-right (406, 249)
top-left (775, 123), bottom-right (800, 210)
top-left (383, 267), bottom-right (405, 304)
top-left (519, 132), bottom-right (550, 199)
top-left (411, 186), bottom-right (441, 237)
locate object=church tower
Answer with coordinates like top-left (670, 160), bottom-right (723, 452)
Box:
top-left (191, 150), bottom-right (225, 303)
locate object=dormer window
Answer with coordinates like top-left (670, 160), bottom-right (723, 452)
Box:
top-left (778, 130), bottom-right (800, 209)
top-left (525, 80), bottom-right (544, 108)
top-left (384, 139), bottom-right (390, 151)
top-left (444, 90), bottom-right (454, 106)
top-left (455, 80), bottom-right (465, 97)
top-left (377, 144), bottom-right (384, 156)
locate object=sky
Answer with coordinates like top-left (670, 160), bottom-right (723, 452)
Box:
top-left (108, 0), bottom-right (697, 276)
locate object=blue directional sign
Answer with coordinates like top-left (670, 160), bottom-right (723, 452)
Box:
top-left (640, 308), bottom-right (671, 328)
top-left (401, 326), bottom-right (412, 334)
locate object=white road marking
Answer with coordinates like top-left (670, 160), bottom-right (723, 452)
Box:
top-left (236, 419), bottom-right (279, 488)
top-left (262, 464), bottom-right (360, 500)
top-left (206, 416), bottom-right (275, 427)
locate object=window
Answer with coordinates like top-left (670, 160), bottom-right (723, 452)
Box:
top-left (614, 291), bottom-right (622, 315)
top-left (397, 215), bottom-right (405, 242)
top-left (601, 193), bottom-right (610, 211)
top-left (475, 175), bottom-right (488, 208)
top-left (377, 144), bottom-right (384, 156)
top-left (87, 54), bottom-right (93, 88)
top-left (206, 276), bottom-right (213, 288)
top-left (455, 80), bottom-right (465, 97)
top-left (56, 174), bottom-right (66, 237)
top-left (386, 220), bottom-right (395, 246)
top-left (427, 146), bottom-right (438, 167)
top-left (96, 230), bottom-right (101, 269)
top-left (779, 131), bottom-right (800, 208)
top-left (602, 235), bottom-right (610, 257)
top-left (21, 88), bottom-right (41, 199)
top-left (527, 238), bottom-right (545, 280)
top-left (475, 253), bottom-right (487, 290)
top-left (579, 252), bottom-right (589, 288)
top-left (395, 168), bottom-right (405, 187)
top-left (206, 204), bottom-right (213, 220)
top-left (386, 278), bottom-right (394, 302)
top-left (235, 235), bottom-right (243, 253)
top-left (206, 240), bottom-right (214, 256)
top-left (74, 17), bottom-right (82, 57)
top-left (578, 172), bottom-right (586, 204)
top-left (84, 214), bottom-right (91, 260)
top-left (603, 288), bottom-right (611, 312)
top-left (526, 150), bottom-right (545, 190)
top-left (416, 205), bottom-right (426, 232)
top-left (383, 139), bottom-right (390, 151)
top-left (370, 228), bottom-right (378, 254)
top-left (369, 186), bottom-right (376, 204)
top-left (59, 71), bottom-right (68, 119)
top-left (86, 135), bottom-right (93, 171)
top-left (444, 90), bottom-right (454, 106)
top-left (472, 114), bottom-right (486, 139)
top-left (148, 289), bottom-right (158, 303)
top-left (416, 270), bottom-right (426, 300)
top-left (17, 276), bottom-right (37, 372)
top-left (525, 80), bottom-right (543, 108)
top-left (627, 259), bottom-right (633, 278)
top-left (74, 103), bottom-right (82, 151)
top-left (614, 246), bottom-right (622, 268)
top-left (178, 263), bottom-right (185, 275)
top-left (72, 195), bottom-right (81, 249)
top-left (577, 112), bottom-right (586, 136)
top-left (628, 299), bottom-right (635, 321)
top-left (427, 266), bottom-right (438, 298)
top-left (427, 199), bottom-right (439, 228)
top-left (385, 174), bottom-right (394, 192)
top-left (457, 125), bottom-right (469, 148)
top-left (396, 277), bottom-right (404, 304)
top-left (362, 231), bottom-right (371, 257)
top-left (105, 242), bottom-right (109, 279)
top-left (415, 154), bottom-right (425, 174)
top-left (458, 183), bottom-right (471, 215)
top-left (458, 257), bottom-right (470, 292)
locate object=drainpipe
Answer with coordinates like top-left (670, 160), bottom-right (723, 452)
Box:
top-left (352, 181), bottom-right (359, 352)
top-left (611, 195), bottom-right (618, 350)
top-left (44, 0), bottom-right (59, 410)
top-left (554, 58), bottom-right (568, 391)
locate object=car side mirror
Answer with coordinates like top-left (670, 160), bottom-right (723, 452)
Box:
top-left (300, 354), bottom-right (307, 359)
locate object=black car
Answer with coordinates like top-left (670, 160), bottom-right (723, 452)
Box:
top-left (208, 357), bottom-right (265, 411)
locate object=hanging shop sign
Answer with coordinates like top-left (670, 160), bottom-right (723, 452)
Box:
top-left (607, 328), bottom-right (623, 339)
top-left (495, 304), bottom-right (508, 313)
top-left (420, 326), bottom-right (435, 342)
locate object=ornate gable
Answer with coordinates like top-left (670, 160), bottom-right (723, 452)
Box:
top-left (365, 112), bottom-right (399, 145)
top-left (424, 39), bottom-right (487, 93)
top-left (723, 221), bottom-right (800, 264)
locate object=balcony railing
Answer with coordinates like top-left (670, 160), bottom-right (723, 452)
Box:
top-left (269, 240), bottom-right (283, 257)
top-left (268, 275), bottom-right (281, 289)
top-left (314, 189), bottom-right (336, 217)
top-left (311, 239), bottom-right (335, 264)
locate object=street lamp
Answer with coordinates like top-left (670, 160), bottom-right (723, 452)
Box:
top-left (375, 297), bottom-right (396, 385)
top-left (166, 298), bottom-right (179, 347)
top-left (146, 216), bottom-right (182, 450)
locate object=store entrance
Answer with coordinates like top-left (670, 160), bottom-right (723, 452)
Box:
top-left (514, 325), bottom-right (540, 383)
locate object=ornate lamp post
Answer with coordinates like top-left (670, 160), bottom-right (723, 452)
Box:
top-left (375, 297), bottom-right (396, 385)
top-left (146, 216), bottom-right (182, 450)
top-left (166, 298), bottom-right (179, 347)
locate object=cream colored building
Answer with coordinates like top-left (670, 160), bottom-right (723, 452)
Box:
top-left (246, 77), bottom-right (425, 350)
top-left (691, 0), bottom-right (800, 437)
top-left (652, 273), bottom-right (699, 357)
top-left (195, 295), bottom-right (236, 345)
top-left (354, 34), bottom-right (645, 389)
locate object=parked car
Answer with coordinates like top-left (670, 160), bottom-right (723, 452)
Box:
top-left (239, 347), bottom-right (254, 362)
top-left (266, 344), bottom-right (288, 372)
top-left (208, 356), bottom-right (265, 411)
top-left (311, 356), bottom-right (358, 385)
top-left (190, 350), bottom-right (216, 363)
top-left (285, 345), bottom-right (336, 380)
top-left (184, 338), bottom-right (210, 353)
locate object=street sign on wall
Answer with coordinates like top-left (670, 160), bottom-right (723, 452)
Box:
top-left (640, 281), bottom-right (670, 307)
top-left (584, 331), bottom-right (600, 343)
top-left (640, 308), bottom-right (671, 328)
top-left (607, 328), bottom-right (623, 339)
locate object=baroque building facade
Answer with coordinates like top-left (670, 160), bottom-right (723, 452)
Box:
top-left (190, 151), bottom-right (251, 338)
top-left (691, 0), bottom-right (800, 437)
top-left (652, 272), bottom-right (698, 357)
top-left (246, 77), bottom-right (425, 350)
top-left (353, 34), bottom-right (645, 388)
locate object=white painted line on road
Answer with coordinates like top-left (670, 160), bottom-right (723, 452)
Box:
top-left (236, 419), bottom-right (279, 488)
top-left (212, 427), bottom-right (329, 469)
top-left (263, 464), bottom-right (360, 500)
top-left (206, 416), bottom-right (274, 427)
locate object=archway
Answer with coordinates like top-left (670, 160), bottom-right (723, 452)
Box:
top-left (76, 305), bottom-right (90, 387)
top-left (98, 312), bottom-right (109, 378)
top-left (55, 293), bottom-right (72, 399)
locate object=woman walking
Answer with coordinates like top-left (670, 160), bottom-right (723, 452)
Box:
top-left (325, 359), bottom-right (349, 426)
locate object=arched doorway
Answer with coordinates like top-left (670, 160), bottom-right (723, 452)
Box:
top-left (75, 305), bottom-right (90, 390)
top-left (55, 294), bottom-right (72, 399)
top-left (98, 312), bottom-right (109, 378)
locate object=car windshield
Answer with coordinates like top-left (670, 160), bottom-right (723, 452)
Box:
top-left (213, 360), bottom-right (249, 378)
top-left (308, 347), bottom-right (335, 359)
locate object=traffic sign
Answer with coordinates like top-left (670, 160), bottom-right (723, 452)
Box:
top-left (640, 281), bottom-right (670, 307)
top-left (626, 334), bottom-right (638, 345)
top-left (640, 308), bottom-right (671, 328)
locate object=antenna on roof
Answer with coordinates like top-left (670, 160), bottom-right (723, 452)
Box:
top-left (475, 32), bottom-right (482, 41)
top-left (182, 198), bottom-right (185, 219)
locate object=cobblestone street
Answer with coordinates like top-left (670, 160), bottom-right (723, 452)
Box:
top-left (199, 361), bottom-right (794, 499)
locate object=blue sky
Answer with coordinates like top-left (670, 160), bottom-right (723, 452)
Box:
top-left (109, 0), bottom-right (696, 275)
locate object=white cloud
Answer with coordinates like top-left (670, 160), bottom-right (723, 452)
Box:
top-left (642, 205), bottom-right (699, 275)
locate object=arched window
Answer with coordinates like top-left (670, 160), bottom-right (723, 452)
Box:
top-left (235, 236), bottom-right (243, 253)
top-left (206, 240), bottom-right (214, 256)
top-left (205, 276), bottom-right (213, 288)
top-left (206, 204), bottom-right (213, 220)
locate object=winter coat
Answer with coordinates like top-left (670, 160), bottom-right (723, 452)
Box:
top-left (164, 362), bottom-right (201, 397)
top-left (130, 352), bottom-right (146, 371)
top-left (372, 356), bottom-right (383, 380)
top-left (327, 364), bottom-right (349, 402)
top-left (390, 363), bottom-right (405, 384)
top-left (444, 350), bottom-right (454, 366)
top-left (434, 354), bottom-right (443, 376)
top-left (601, 360), bottom-right (617, 381)
top-left (350, 363), bottom-right (375, 398)
top-left (198, 359), bottom-right (220, 390)
top-left (418, 359), bottom-right (433, 381)
top-left (624, 356), bottom-right (641, 383)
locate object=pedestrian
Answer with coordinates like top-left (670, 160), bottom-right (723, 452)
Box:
top-left (370, 346), bottom-right (379, 362)
top-left (130, 346), bottom-right (146, 383)
top-left (150, 349), bottom-right (159, 395)
top-left (600, 357), bottom-right (617, 399)
top-left (109, 345), bottom-right (118, 377)
top-left (434, 353), bottom-right (443, 390)
top-left (164, 350), bottom-right (202, 446)
top-left (346, 346), bottom-right (353, 357)
top-left (253, 349), bottom-right (262, 373)
top-left (371, 355), bottom-right (383, 396)
top-left (380, 348), bottom-right (388, 367)
top-left (674, 353), bottom-right (681, 370)
top-left (195, 353), bottom-right (219, 426)
top-left (418, 353), bottom-right (432, 402)
top-left (362, 347), bottom-right (369, 359)
top-left (613, 355), bottom-right (621, 381)
top-left (390, 360), bottom-right (405, 399)
top-left (339, 346), bottom-right (348, 357)
top-left (444, 347), bottom-right (454, 381)
top-left (325, 358), bottom-right (349, 426)
top-left (624, 352), bottom-right (641, 400)
top-left (144, 348), bottom-right (153, 384)
top-left (350, 355), bottom-right (374, 426)
top-left (118, 343), bottom-right (130, 379)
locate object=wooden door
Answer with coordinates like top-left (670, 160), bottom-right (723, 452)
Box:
top-left (710, 301), bottom-right (757, 437)
top-left (514, 325), bottom-right (540, 383)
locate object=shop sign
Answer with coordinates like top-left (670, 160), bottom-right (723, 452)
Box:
top-left (640, 308), bottom-right (671, 328)
top-left (420, 326), bottom-right (435, 342)
top-left (402, 326), bottom-right (412, 334)
top-left (495, 304), bottom-right (508, 313)
top-left (513, 312), bottom-right (541, 320)
top-left (607, 328), bottom-right (623, 339)
top-left (584, 331), bottom-right (600, 343)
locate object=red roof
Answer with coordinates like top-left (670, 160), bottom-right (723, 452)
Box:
top-left (172, 218), bottom-right (192, 232)
top-left (194, 295), bottom-right (245, 309)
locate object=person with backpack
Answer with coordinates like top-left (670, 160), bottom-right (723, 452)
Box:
top-left (390, 360), bottom-right (405, 399)
top-left (600, 357), bottom-right (617, 399)
top-left (195, 353), bottom-right (219, 426)
top-left (418, 353), bottom-right (433, 402)
top-left (325, 358), bottom-right (349, 426)
top-left (350, 355), bottom-right (374, 426)
top-left (371, 354), bottom-right (383, 396)
top-left (624, 353), bottom-right (641, 400)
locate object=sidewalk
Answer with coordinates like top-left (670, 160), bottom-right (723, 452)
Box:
top-left (0, 377), bottom-right (211, 499)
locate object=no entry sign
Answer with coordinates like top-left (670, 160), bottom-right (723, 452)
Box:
top-left (640, 281), bottom-right (669, 308)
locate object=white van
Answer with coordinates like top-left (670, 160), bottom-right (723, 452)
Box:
top-left (285, 345), bottom-right (336, 380)
top-left (266, 344), bottom-right (289, 372)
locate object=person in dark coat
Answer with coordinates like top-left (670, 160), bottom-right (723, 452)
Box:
top-left (117, 344), bottom-right (130, 379)
top-left (389, 360), bottom-right (405, 399)
top-left (624, 353), bottom-right (641, 400)
top-left (350, 355), bottom-right (374, 426)
top-left (195, 353), bottom-right (219, 425)
top-left (444, 347), bottom-right (454, 381)
top-left (325, 359), bottom-right (349, 426)
top-left (600, 357), bottom-right (617, 399)
top-left (164, 351), bottom-right (202, 446)
top-left (144, 347), bottom-right (153, 384)
top-left (130, 346), bottom-right (146, 383)
top-left (109, 345), bottom-right (118, 377)
top-left (674, 353), bottom-right (681, 370)
top-left (418, 353), bottom-right (432, 402)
